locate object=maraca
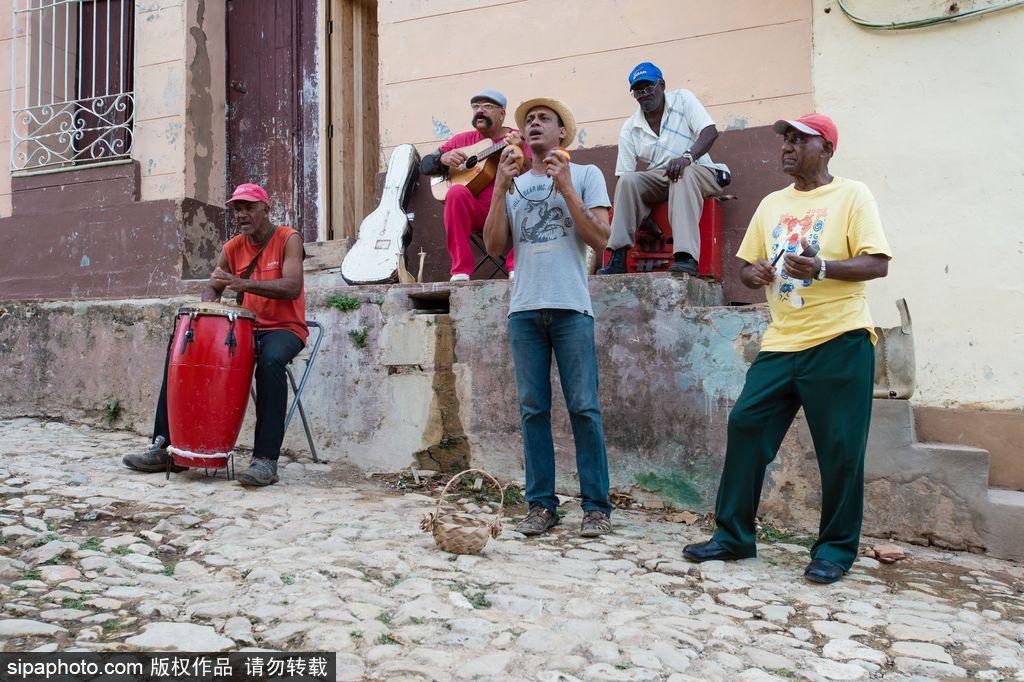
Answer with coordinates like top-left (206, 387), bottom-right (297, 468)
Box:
top-left (546, 147), bottom-right (571, 197)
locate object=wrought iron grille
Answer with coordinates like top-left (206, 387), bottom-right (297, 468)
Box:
top-left (9, 0), bottom-right (135, 173)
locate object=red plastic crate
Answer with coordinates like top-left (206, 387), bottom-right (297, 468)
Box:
top-left (604, 198), bottom-right (722, 279)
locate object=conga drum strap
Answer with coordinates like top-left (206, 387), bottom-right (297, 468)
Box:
top-left (236, 227), bottom-right (276, 305)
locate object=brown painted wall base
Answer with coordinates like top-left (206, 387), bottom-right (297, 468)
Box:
top-left (915, 405), bottom-right (1024, 491)
top-left (0, 163), bottom-right (225, 301)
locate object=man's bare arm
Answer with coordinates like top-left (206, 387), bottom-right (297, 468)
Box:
top-left (783, 251), bottom-right (889, 282)
top-left (212, 234), bottom-right (305, 301)
top-left (202, 250), bottom-right (230, 302)
top-left (562, 189), bottom-right (610, 253)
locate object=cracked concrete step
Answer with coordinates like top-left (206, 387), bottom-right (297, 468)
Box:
top-left (916, 442), bottom-right (992, 486)
top-left (982, 488), bottom-right (1024, 561)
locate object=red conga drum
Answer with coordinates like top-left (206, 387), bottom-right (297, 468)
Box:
top-left (166, 303), bottom-right (257, 473)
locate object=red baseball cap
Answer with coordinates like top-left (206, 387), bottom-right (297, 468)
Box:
top-left (773, 114), bottom-right (839, 151)
top-left (226, 183), bottom-right (270, 206)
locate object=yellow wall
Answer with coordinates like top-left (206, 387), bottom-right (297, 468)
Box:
top-left (377, 0), bottom-right (813, 159)
top-left (812, 0), bottom-right (1024, 409)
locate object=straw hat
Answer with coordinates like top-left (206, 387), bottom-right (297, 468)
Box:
top-left (514, 98), bottom-right (578, 149)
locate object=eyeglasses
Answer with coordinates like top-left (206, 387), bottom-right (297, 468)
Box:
top-left (631, 83), bottom-right (659, 99)
top-left (470, 102), bottom-right (500, 111)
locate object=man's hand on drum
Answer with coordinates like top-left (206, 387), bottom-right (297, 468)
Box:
top-left (211, 266), bottom-right (239, 290)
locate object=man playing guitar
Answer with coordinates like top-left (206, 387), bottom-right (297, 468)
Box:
top-left (420, 89), bottom-right (531, 282)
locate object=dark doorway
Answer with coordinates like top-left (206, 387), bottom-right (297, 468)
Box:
top-left (226, 0), bottom-right (319, 241)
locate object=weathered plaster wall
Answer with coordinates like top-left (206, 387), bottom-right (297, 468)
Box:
top-left (1, 0), bottom-right (18, 217)
top-left (811, 0), bottom-right (1024, 410)
top-left (184, 0), bottom-right (226, 208)
top-left (135, 0), bottom-right (189, 202)
top-left (377, 0), bottom-right (813, 161)
top-left (3, 275), bottom-right (1021, 559)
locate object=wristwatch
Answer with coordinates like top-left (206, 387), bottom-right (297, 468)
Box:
top-left (682, 150), bottom-right (694, 162)
top-left (816, 259), bottom-right (827, 280)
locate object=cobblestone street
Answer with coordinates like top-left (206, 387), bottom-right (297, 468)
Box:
top-left (1, 418), bottom-right (1023, 681)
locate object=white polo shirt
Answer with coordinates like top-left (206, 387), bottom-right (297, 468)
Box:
top-left (615, 88), bottom-right (729, 176)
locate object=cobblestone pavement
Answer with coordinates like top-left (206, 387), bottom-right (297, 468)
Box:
top-left (1, 418), bottom-right (1023, 681)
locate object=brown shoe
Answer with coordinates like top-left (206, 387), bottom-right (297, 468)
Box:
top-left (580, 510), bottom-right (611, 537)
top-left (515, 506), bottom-right (559, 536)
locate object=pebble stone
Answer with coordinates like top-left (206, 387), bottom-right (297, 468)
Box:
top-left (1, 417), bottom-right (1023, 679)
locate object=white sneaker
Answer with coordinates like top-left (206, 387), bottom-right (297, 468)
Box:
top-left (509, 270), bottom-right (515, 281)
top-left (449, 273), bottom-right (470, 282)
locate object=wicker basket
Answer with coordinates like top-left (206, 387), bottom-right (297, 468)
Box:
top-left (420, 469), bottom-right (505, 555)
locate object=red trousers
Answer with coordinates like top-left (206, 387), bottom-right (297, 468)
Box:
top-left (444, 184), bottom-right (514, 277)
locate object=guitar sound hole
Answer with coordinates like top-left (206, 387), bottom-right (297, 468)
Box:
top-left (465, 156), bottom-right (478, 169)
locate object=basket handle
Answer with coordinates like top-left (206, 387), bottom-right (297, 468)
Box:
top-left (433, 468), bottom-right (505, 528)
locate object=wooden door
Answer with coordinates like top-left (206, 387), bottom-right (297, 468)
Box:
top-left (226, 0), bottom-right (319, 241)
top-left (328, 0), bottom-right (379, 241)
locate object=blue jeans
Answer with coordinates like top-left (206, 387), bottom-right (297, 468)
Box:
top-left (508, 309), bottom-right (611, 515)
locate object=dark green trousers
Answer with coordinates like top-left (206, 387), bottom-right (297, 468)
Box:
top-left (711, 329), bottom-right (875, 571)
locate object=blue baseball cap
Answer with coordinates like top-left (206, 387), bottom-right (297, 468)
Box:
top-left (628, 62), bottom-right (663, 88)
top-left (471, 89), bottom-right (507, 108)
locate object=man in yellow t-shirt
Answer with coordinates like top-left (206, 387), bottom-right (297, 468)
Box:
top-left (682, 114), bottom-right (892, 585)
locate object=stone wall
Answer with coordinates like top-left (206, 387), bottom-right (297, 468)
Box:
top-left (1, 274), bottom-right (1021, 559)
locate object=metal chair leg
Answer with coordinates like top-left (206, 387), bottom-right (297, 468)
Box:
top-left (252, 321), bottom-right (324, 464)
top-left (286, 367), bottom-right (319, 463)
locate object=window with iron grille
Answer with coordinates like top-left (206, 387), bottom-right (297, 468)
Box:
top-left (9, 0), bottom-right (135, 174)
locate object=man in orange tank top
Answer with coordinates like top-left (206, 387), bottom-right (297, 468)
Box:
top-left (123, 183), bottom-right (307, 487)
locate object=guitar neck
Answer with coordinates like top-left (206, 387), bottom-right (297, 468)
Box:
top-left (476, 139), bottom-right (509, 161)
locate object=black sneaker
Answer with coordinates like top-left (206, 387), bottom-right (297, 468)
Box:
top-left (667, 253), bottom-right (698, 276)
top-left (597, 247), bottom-right (628, 275)
top-left (515, 506), bottom-right (559, 536)
top-left (236, 457), bottom-right (279, 487)
top-left (123, 440), bottom-right (186, 473)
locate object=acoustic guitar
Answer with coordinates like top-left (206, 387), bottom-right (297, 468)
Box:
top-left (430, 138), bottom-right (521, 201)
top-left (341, 144), bottom-right (419, 285)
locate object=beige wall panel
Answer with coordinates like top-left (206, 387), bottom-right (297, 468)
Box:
top-left (378, 0), bottom-right (517, 25)
top-left (141, 171), bottom-right (184, 200)
top-left (0, 38), bottom-right (10, 91)
top-left (381, 19), bottom-right (810, 149)
top-left (134, 61), bottom-right (185, 122)
top-left (136, 0), bottom-right (184, 12)
top-left (133, 116), bottom-right (185, 178)
top-left (812, 0), bottom-right (1024, 409)
top-left (136, 1), bottom-right (186, 67)
top-left (380, 0), bottom-right (807, 84)
top-left (0, 1), bottom-right (13, 41)
top-left (0, 90), bottom-right (10, 144)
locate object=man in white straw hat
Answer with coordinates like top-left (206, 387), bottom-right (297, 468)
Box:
top-left (483, 98), bottom-right (614, 538)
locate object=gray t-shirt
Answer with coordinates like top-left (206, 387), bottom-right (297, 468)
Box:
top-left (506, 163), bottom-right (611, 316)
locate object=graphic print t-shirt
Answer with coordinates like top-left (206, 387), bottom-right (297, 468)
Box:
top-left (737, 177), bottom-right (892, 352)
top-left (506, 164), bottom-right (610, 316)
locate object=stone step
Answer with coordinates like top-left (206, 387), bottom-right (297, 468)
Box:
top-left (982, 488), bottom-right (1024, 561)
top-left (988, 487), bottom-right (1024, 508)
top-left (917, 442), bottom-right (991, 482)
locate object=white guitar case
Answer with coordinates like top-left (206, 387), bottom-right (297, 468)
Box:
top-left (341, 144), bottom-right (420, 285)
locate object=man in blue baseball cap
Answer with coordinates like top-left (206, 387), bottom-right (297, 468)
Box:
top-left (598, 62), bottom-right (730, 277)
